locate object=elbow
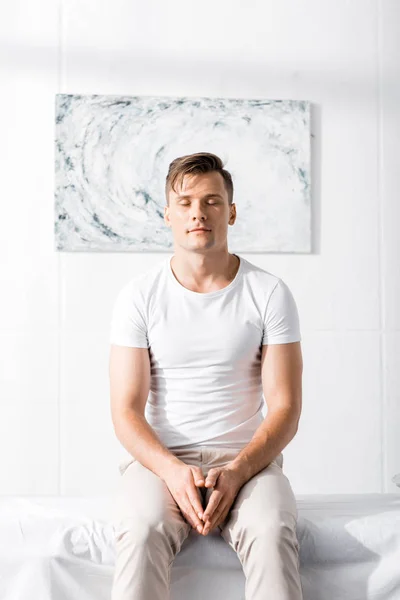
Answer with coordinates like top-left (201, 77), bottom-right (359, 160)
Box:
top-left (113, 408), bottom-right (144, 436)
top-left (293, 411), bottom-right (301, 433)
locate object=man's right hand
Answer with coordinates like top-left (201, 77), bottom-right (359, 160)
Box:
top-left (162, 462), bottom-right (206, 534)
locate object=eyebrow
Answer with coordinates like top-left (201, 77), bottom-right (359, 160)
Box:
top-left (176, 193), bottom-right (223, 200)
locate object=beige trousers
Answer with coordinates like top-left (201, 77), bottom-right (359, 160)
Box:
top-left (111, 445), bottom-right (303, 600)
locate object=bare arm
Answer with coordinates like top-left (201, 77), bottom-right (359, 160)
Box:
top-left (109, 343), bottom-right (207, 533)
top-left (109, 344), bottom-right (182, 480)
top-left (229, 341), bottom-right (303, 483)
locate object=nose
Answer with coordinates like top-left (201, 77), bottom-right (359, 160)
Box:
top-left (191, 209), bottom-right (206, 220)
top-left (190, 202), bottom-right (208, 221)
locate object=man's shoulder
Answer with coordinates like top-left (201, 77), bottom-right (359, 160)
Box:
top-left (241, 256), bottom-right (281, 294)
top-left (111, 261), bottom-right (166, 317)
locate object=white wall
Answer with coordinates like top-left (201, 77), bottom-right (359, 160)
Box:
top-left (1, 0), bottom-right (399, 497)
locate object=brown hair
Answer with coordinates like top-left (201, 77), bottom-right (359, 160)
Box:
top-left (165, 152), bottom-right (234, 205)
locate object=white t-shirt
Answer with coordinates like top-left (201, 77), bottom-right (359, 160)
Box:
top-left (110, 254), bottom-right (301, 452)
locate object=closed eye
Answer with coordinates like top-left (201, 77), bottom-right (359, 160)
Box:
top-left (179, 201), bottom-right (218, 205)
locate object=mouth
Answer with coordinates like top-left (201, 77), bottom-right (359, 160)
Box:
top-left (189, 228), bottom-right (211, 233)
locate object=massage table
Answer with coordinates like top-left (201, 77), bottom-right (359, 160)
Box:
top-left (1, 493), bottom-right (400, 599)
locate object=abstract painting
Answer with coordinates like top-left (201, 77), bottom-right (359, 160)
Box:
top-left (55, 94), bottom-right (311, 252)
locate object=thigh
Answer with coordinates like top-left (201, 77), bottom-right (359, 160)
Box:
top-left (217, 454), bottom-right (298, 548)
top-left (111, 458), bottom-right (189, 550)
top-left (111, 450), bottom-right (204, 545)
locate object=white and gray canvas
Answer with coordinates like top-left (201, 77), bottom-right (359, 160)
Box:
top-left (55, 94), bottom-right (311, 252)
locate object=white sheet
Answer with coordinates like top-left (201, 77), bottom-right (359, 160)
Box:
top-left (1, 493), bottom-right (399, 600)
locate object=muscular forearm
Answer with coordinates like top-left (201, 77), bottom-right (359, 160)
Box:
top-left (229, 406), bottom-right (299, 485)
top-left (114, 411), bottom-right (182, 480)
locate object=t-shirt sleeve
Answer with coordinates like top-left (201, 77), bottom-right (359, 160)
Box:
top-left (261, 278), bottom-right (301, 345)
top-left (109, 283), bottom-right (149, 348)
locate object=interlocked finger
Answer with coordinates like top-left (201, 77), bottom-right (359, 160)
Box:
top-left (203, 489), bottom-right (223, 523)
top-left (182, 493), bottom-right (204, 532)
top-left (204, 500), bottom-right (228, 534)
top-left (211, 502), bottom-right (228, 529)
top-left (187, 484), bottom-right (205, 522)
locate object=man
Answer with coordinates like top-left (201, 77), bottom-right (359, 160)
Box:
top-left (109, 152), bottom-right (304, 599)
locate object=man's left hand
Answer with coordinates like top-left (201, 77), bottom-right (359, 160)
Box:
top-left (200, 463), bottom-right (247, 535)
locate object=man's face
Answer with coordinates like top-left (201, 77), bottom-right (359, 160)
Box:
top-left (164, 171), bottom-right (236, 252)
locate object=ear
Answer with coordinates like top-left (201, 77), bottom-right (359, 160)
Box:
top-left (229, 204), bottom-right (236, 225)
